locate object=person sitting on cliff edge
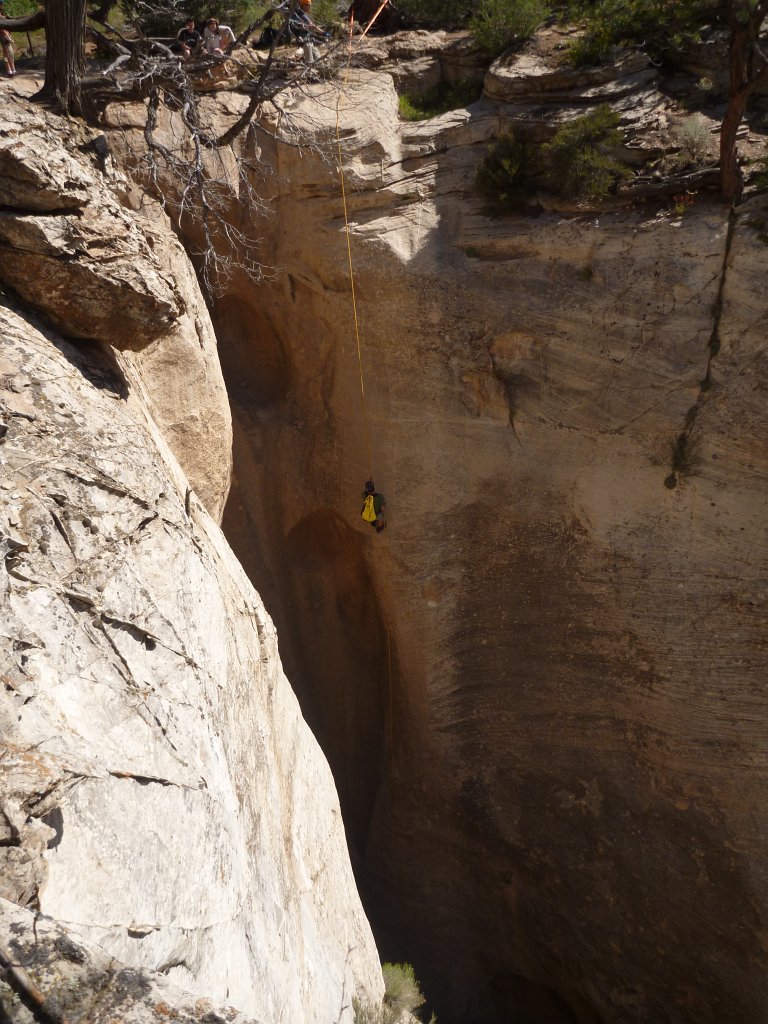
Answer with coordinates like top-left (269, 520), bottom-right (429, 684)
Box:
top-left (361, 480), bottom-right (386, 533)
top-left (204, 17), bottom-right (236, 55)
top-left (176, 17), bottom-right (202, 59)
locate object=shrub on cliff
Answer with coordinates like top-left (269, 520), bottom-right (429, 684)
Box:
top-left (567, 0), bottom-right (713, 67)
top-left (398, 0), bottom-right (548, 50)
top-left (470, 0), bottom-right (550, 54)
top-left (543, 104), bottom-right (631, 200)
top-left (475, 129), bottom-right (536, 212)
top-left (354, 962), bottom-right (431, 1024)
top-left (397, 0), bottom-right (471, 28)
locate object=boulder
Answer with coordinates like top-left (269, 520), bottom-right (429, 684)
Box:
top-left (0, 97), bottom-right (180, 352)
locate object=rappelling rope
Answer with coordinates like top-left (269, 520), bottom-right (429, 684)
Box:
top-left (335, 4), bottom-right (396, 770)
top-left (334, 16), bottom-right (373, 481)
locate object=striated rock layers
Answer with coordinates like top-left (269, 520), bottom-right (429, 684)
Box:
top-left (105, 37), bottom-right (768, 1024)
top-left (0, 93), bottom-right (382, 1022)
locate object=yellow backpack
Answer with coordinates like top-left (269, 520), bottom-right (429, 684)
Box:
top-left (361, 494), bottom-right (376, 523)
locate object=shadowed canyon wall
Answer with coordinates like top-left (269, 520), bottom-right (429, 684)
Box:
top-left (107, 40), bottom-right (768, 1024)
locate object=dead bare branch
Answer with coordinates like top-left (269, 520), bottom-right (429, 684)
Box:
top-left (76, 1), bottom-right (353, 295)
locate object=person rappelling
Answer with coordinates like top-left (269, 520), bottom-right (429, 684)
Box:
top-left (361, 480), bottom-right (386, 533)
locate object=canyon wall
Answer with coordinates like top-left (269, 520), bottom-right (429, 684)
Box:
top-left (122, 39), bottom-right (768, 1024)
top-left (0, 91), bottom-right (382, 1022)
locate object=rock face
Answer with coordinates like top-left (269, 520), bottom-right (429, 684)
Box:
top-left (0, 898), bottom-right (259, 1024)
top-left (0, 91), bottom-right (382, 1023)
top-left (116, 37), bottom-right (768, 1024)
top-left (0, 93), bottom-right (232, 521)
top-left (0, 296), bottom-right (381, 1022)
top-left (0, 101), bottom-right (180, 351)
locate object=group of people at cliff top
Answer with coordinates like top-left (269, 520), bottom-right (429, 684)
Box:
top-left (0, 3), bottom-right (16, 77)
top-left (175, 0), bottom-right (326, 59)
top-left (176, 15), bottom-right (237, 58)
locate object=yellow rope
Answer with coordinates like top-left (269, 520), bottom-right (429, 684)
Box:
top-left (335, 32), bottom-right (373, 481)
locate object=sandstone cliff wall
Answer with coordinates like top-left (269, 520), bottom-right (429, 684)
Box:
top-left (0, 90), bottom-right (382, 1022)
top-left (122, 47), bottom-right (768, 1024)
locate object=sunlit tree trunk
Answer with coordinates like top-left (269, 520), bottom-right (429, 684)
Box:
top-left (720, 0), bottom-right (768, 202)
top-left (36, 0), bottom-right (87, 115)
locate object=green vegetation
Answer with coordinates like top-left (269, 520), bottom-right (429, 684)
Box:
top-left (397, 0), bottom-right (547, 53)
top-left (543, 104), bottom-right (630, 200)
top-left (310, 0), bottom-right (342, 28)
top-left (382, 962), bottom-right (426, 1016)
top-left (476, 106), bottom-right (631, 211)
top-left (1, 0), bottom-right (37, 15)
top-left (122, 0), bottom-right (258, 35)
top-left (354, 962), bottom-right (432, 1024)
top-left (475, 129), bottom-right (536, 212)
top-left (398, 80), bottom-right (481, 121)
top-left (671, 115), bottom-right (713, 170)
top-left (1, 0), bottom-right (44, 57)
top-left (469, 0), bottom-right (550, 54)
top-left (396, 0), bottom-right (470, 29)
top-left (567, 0), bottom-right (713, 67)
top-left (121, 0), bottom-right (340, 37)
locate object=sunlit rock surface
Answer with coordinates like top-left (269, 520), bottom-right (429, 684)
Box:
top-left (0, 898), bottom-right (260, 1024)
top-left (0, 299), bottom-right (381, 1021)
top-left (0, 93), bottom-right (232, 519)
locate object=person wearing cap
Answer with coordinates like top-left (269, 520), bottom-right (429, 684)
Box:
top-left (204, 17), bottom-right (236, 54)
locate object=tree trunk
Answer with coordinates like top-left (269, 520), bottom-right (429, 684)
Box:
top-left (35, 0), bottom-right (87, 115)
top-left (720, 0), bottom-right (768, 202)
top-left (719, 88), bottom-right (748, 202)
top-left (720, 16), bottom-right (749, 202)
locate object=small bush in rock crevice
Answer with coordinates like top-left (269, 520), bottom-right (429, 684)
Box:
top-left (475, 129), bottom-right (537, 212)
top-left (671, 115), bottom-right (715, 169)
top-left (353, 962), bottom-right (432, 1024)
top-left (543, 104), bottom-right (631, 200)
top-left (398, 80), bottom-right (481, 121)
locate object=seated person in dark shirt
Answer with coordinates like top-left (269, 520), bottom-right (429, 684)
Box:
top-left (176, 17), bottom-right (202, 58)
